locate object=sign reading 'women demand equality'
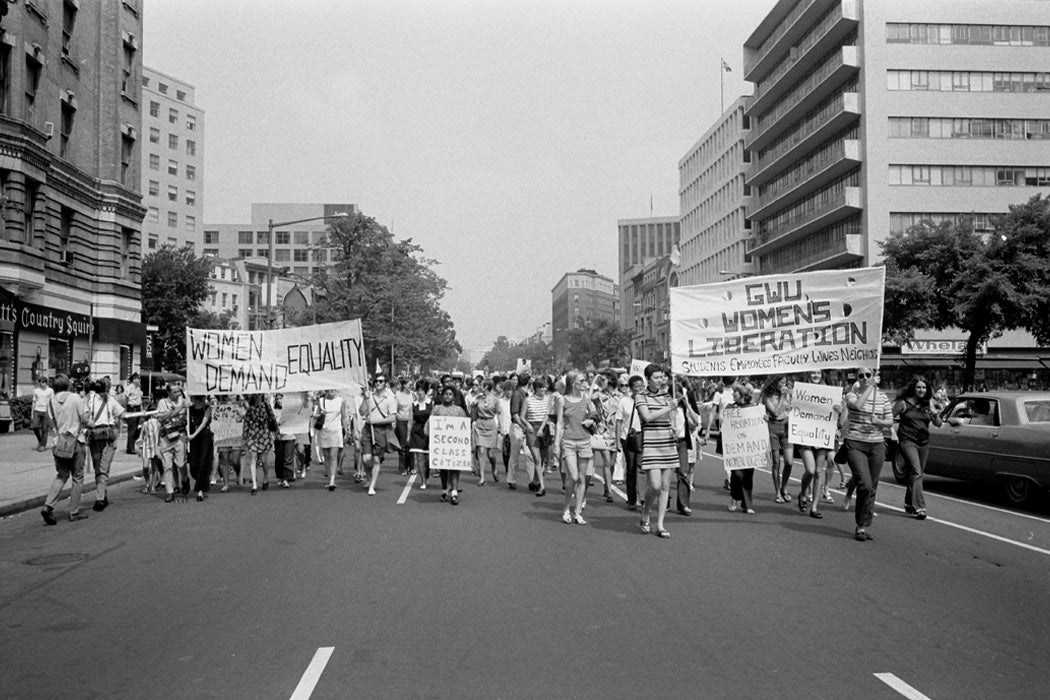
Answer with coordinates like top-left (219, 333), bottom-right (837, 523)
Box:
top-left (185, 320), bottom-right (368, 395)
top-left (669, 267), bottom-right (885, 377)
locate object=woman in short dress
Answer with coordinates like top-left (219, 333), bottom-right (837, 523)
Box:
top-left (187, 394), bottom-right (214, 502)
top-left (635, 364), bottom-right (678, 538)
top-left (471, 379), bottom-right (501, 486)
top-left (794, 370), bottom-right (840, 519)
top-left (408, 379), bottom-right (434, 488)
top-left (427, 386), bottom-right (468, 505)
top-left (242, 394), bottom-right (275, 495)
top-left (314, 388), bottom-right (347, 492)
top-left (762, 375), bottom-right (794, 503)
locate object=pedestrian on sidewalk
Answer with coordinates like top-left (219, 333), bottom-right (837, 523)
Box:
top-left (86, 378), bottom-right (124, 512)
top-left (124, 373), bottom-right (143, 455)
top-left (31, 376), bottom-right (54, 451)
top-left (40, 374), bottom-right (91, 525)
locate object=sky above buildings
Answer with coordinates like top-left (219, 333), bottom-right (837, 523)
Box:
top-left (145, 0), bottom-right (776, 355)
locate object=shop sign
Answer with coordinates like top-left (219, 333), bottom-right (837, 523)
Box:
top-left (0, 288), bottom-right (95, 339)
top-left (901, 339), bottom-right (986, 355)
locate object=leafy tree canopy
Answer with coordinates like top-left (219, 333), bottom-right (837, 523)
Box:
top-left (142, 245), bottom-right (212, 372)
top-left (565, 318), bottom-right (632, 371)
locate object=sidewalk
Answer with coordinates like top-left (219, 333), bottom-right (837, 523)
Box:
top-left (0, 430), bottom-right (143, 518)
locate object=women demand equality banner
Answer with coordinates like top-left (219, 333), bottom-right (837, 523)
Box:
top-left (185, 320), bottom-right (368, 395)
top-left (668, 267), bottom-right (885, 377)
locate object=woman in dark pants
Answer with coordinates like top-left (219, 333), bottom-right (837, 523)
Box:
top-left (844, 366), bottom-right (894, 541)
top-left (618, 375), bottom-right (645, 510)
top-left (893, 376), bottom-right (942, 520)
top-left (187, 394), bottom-right (213, 502)
top-left (723, 385), bottom-right (757, 514)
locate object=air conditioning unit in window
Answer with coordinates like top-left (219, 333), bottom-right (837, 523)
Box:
top-left (43, 122), bottom-right (55, 139)
top-left (61, 251), bottom-right (74, 265)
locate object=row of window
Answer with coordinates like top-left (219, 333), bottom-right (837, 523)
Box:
top-left (888, 117), bottom-right (1050, 140)
top-left (888, 165), bottom-right (1050, 187)
top-left (209, 291), bottom-right (239, 311)
top-left (142, 76), bottom-right (188, 102)
top-left (146, 181), bottom-right (196, 205)
top-left (147, 154), bottom-right (196, 180)
top-left (887, 23), bottom-right (1050, 47)
top-left (887, 70), bottom-right (1050, 92)
top-left (235, 230), bottom-right (329, 245)
top-left (889, 213), bottom-right (997, 234)
top-left (234, 249), bottom-right (320, 262)
top-left (148, 101), bottom-right (197, 130)
top-left (147, 128), bottom-right (197, 154)
top-left (146, 207), bottom-right (196, 230)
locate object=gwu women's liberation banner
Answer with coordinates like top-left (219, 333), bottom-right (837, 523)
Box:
top-left (185, 320), bottom-right (368, 395)
top-left (669, 267), bottom-right (885, 377)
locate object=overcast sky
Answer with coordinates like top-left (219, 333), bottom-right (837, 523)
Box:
top-left (145, 0), bottom-right (776, 355)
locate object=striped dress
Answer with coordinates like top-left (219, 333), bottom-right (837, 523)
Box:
top-left (638, 389), bottom-right (678, 471)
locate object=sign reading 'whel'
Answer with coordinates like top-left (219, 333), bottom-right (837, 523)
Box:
top-left (185, 320), bottom-right (368, 395)
top-left (669, 267), bottom-right (885, 377)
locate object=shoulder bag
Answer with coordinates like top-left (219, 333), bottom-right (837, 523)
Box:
top-left (624, 401), bottom-right (643, 453)
top-left (313, 398), bottom-right (326, 431)
top-left (88, 398), bottom-right (116, 443)
top-left (49, 399), bottom-right (79, 459)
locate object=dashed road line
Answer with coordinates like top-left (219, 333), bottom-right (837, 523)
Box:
top-left (290, 647), bottom-right (334, 700)
top-left (397, 474), bottom-right (417, 504)
top-left (874, 672), bottom-right (932, 700)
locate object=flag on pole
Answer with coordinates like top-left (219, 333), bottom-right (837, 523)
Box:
top-left (722, 58), bottom-right (732, 73)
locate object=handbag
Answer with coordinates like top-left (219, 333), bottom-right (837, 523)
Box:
top-left (590, 433), bottom-right (610, 451)
top-left (266, 404), bottom-right (278, 433)
top-left (160, 403), bottom-right (187, 440)
top-left (833, 443), bottom-right (848, 465)
top-left (88, 398), bottom-right (116, 443)
top-left (49, 400), bottom-right (79, 459)
top-left (313, 398), bottom-right (326, 431)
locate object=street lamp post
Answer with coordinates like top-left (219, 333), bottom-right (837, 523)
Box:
top-left (267, 212), bottom-right (349, 328)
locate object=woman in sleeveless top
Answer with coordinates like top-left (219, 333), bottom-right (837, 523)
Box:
top-left (554, 371), bottom-right (596, 525)
top-left (636, 364), bottom-right (678, 538)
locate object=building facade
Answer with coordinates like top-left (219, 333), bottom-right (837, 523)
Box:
top-left (551, 268), bottom-right (619, 363)
top-left (744, 0), bottom-right (1050, 275)
top-left (140, 66), bottom-right (203, 252)
top-left (616, 216), bottom-right (680, 334)
top-left (678, 96), bottom-right (755, 285)
top-left (624, 255), bottom-right (678, 364)
top-left (1, 0), bottom-right (147, 400)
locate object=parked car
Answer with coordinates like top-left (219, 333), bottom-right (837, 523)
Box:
top-left (892, 391), bottom-right (1050, 505)
top-left (0, 397), bottom-right (10, 433)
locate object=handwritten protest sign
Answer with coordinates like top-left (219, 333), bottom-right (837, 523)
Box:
top-left (211, 402), bottom-right (246, 447)
top-left (629, 359), bottom-right (650, 379)
top-left (428, 415), bottom-right (472, 471)
top-left (788, 381), bottom-right (841, 449)
top-left (721, 405), bottom-right (772, 471)
top-left (185, 320), bottom-right (367, 395)
top-left (516, 358), bottom-right (532, 375)
top-left (669, 267), bottom-right (884, 377)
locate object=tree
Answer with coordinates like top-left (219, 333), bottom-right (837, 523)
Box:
top-left (141, 245), bottom-right (212, 372)
top-left (479, 336), bottom-right (514, 373)
top-left (189, 308), bottom-right (235, 330)
top-left (565, 319), bottom-right (632, 371)
top-left (880, 218), bottom-right (1021, 390)
top-left (315, 212), bottom-right (461, 374)
top-left (987, 195), bottom-right (1050, 345)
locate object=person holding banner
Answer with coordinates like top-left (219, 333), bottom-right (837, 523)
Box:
top-left (636, 364), bottom-right (678, 538)
top-left (892, 376), bottom-right (942, 520)
top-left (242, 394), bottom-right (276, 495)
top-left (155, 384), bottom-right (190, 503)
top-left (761, 376), bottom-right (795, 504)
top-left (427, 386), bottom-right (468, 504)
top-left (554, 371), bottom-right (597, 525)
top-left (844, 366), bottom-right (894, 541)
top-left (315, 388), bottom-right (348, 492)
top-left (187, 394), bottom-right (214, 502)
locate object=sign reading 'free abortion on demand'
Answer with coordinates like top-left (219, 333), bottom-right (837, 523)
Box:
top-left (669, 267), bottom-right (885, 377)
top-left (721, 405), bottom-right (772, 472)
top-left (185, 320), bottom-right (368, 395)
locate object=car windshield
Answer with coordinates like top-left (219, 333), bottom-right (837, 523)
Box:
top-left (1023, 400), bottom-right (1050, 423)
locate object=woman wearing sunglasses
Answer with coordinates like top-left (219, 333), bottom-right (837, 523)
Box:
top-left (843, 366), bottom-right (894, 541)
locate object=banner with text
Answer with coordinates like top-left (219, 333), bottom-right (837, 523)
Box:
top-left (669, 267), bottom-right (885, 377)
top-left (721, 405), bottom-right (772, 472)
top-left (788, 381), bottom-right (841, 450)
top-left (629, 359), bottom-right (650, 379)
top-left (428, 415), bottom-right (473, 471)
top-left (186, 320), bottom-right (368, 395)
top-left (211, 402), bottom-right (246, 448)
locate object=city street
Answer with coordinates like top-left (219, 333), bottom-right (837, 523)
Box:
top-left (1, 448), bottom-right (1048, 699)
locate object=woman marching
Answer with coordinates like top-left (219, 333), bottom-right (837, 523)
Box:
top-left (893, 375), bottom-right (943, 520)
top-left (794, 370), bottom-right (840, 519)
top-left (761, 375), bottom-right (794, 503)
top-left (314, 388), bottom-right (348, 492)
top-left (723, 383), bottom-right (757, 514)
top-left (428, 386), bottom-right (468, 505)
top-left (635, 364), bottom-right (679, 538)
top-left (554, 370), bottom-right (597, 525)
top-left (844, 366), bottom-right (894, 541)
top-left (242, 394), bottom-right (276, 494)
top-left (187, 394), bottom-right (214, 502)
top-left (471, 379), bottom-right (501, 487)
top-left (408, 379), bottom-right (435, 489)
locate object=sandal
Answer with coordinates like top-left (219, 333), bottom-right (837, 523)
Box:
top-left (809, 510), bottom-right (823, 519)
top-left (562, 511), bottom-right (573, 524)
top-left (797, 496), bottom-right (807, 514)
top-left (639, 520), bottom-right (651, 534)
top-left (822, 493), bottom-right (835, 504)
top-left (775, 495), bottom-right (785, 504)
top-left (655, 529), bottom-right (670, 539)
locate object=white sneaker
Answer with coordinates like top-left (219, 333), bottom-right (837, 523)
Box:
top-left (728, 500), bottom-right (739, 512)
top-left (419, 482), bottom-right (427, 490)
top-left (368, 487), bottom-right (376, 496)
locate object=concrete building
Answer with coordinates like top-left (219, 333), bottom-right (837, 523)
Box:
top-left (1, 0), bottom-right (147, 397)
top-left (624, 255), bottom-right (678, 364)
top-left (678, 96), bottom-right (755, 285)
top-left (551, 268), bottom-right (619, 363)
top-left (744, 0), bottom-right (1050, 275)
top-left (202, 258), bottom-right (247, 331)
top-left (140, 67), bottom-right (203, 252)
top-left (616, 216), bottom-right (680, 334)
top-left (200, 256), bottom-right (317, 332)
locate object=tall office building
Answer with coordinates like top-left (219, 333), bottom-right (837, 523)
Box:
top-left (678, 96), bottom-right (754, 285)
top-left (744, 0), bottom-right (1050, 275)
top-left (140, 67), bottom-right (204, 252)
top-left (1, 0), bottom-right (147, 394)
top-left (551, 269), bottom-right (619, 363)
top-left (616, 216), bottom-right (680, 330)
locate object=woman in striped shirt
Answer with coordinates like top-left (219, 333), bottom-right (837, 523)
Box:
top-left (636, 364), bottom-right (679, 539)
top-left (844, 366), bottom-right (894, 541)
top-left (523, 378), bottom-right (550, 496)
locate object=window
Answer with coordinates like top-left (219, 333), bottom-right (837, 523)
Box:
top-left (176, 89), bottom-right (186, 101)
top-left (167, 185), bottom-right (178, 202)
top-left (257, 231), bottom-right (270, 244)
top-left (237, 230), bottom-right (252, 244)
top-left (147, 207), bottom-right (159, 223)
top-left (294, 249), bottom-right (309, 262)
top-left (294, 231), bottom-right (309, 245)
top-left (168, 133), bottom-right (178, 149)
top-left (186, 140), bottom-right (196, 156)
top-left (314, 249), bottom-right (327, 262)
top-left (62, 1), bottom-right (78, 57)
top-left (221, 293), bottom-right (227, 308)
top-left (275, 249), bottom-right (291, 262)
top-left (276, 231), bottom-right (290, 245)
top-left (158, 82), bottom-right (168, 94)
top-left (148, 180), bottom-right (159, 196)
top-left (256, 249), bottom-right (268, 257)
top-left (149, 127), bottom-right (159, 143)
top-left (149, 101), bottom-right (159, 117)
top-left (185, 190), bottom-right (196, 206)
top-left (24, 54), bottom-right (41, 122)
top-left (237, 248), bottom-right (251, 259)
top-left (186, 115), bottom-right (196, 131)
top-left (204, 230), bottom-right (218, 245)
top-left (59, 207), bottom-right (74, 261)
top-left (120, 134), bottom-right (134, 185)
top-left (203, 248), bottom-right (219, 257)
top-left (148, 235), bottom-right (158, 250)
top-left (120, 227), bottom-right (133, 278)
top-left (0, 44), bottom-right (10, 116)
top-left (122, 35), bottom-right (136, 95)
top-left (167, 212), bottom-right (178, 227)
top-left (60, 100), bottom-right (76, 157)
top-left (168, 107), bottom-right (178, 124)
top-left (186, 215), bottom-right (196, 232)
top-left (167, 159), bottom-right (178, 176)
top-left (149, 153), bottom-right (160, 170)
top-left (185, 165), bottom-right (196, 181)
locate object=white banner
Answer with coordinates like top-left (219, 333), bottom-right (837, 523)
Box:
top-left (428, 415), bottom-right (473, 471)
top-left (788, 382), bottom-right (841, 450)
top-left (629, 359), bottom-right (650, 379)
top-left (211, 402), bottom-right (246, 447)
top-left (721, 405), bottom-right (771, 471)
top-left (669, 267), bottom-right (885, 377)
top-left (186, 320), bottom-right (368, 395)
top-left (516, 358), bottom-right (532, 375)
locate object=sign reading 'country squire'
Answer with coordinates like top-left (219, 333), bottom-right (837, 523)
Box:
top-left (669, 267), bottom-right (885, 377)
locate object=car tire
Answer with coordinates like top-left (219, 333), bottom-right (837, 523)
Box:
top-left (1002, 475), bottom-right (1035, 506)
top-left (0, 421), bottom-right (9, 434)
top-left (891, 449), bottom-right (907, 484)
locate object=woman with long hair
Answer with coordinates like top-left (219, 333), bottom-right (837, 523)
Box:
top-left (242, 394), bottom-right (275, 495)
top-left (761, 375), bottom-right (794, 503)
top-left (844, 366), bottom-right (894, 540)
top-left (636, 364), bottom-right (678, 538)
top-left (893, 375), bottom-right (943, 520)
top-left (187, 394), bottom-right (214, 502)
top-left (554, 370), bottom-right (596, 525)
top-left (471, 379), bottom-right (501, 487)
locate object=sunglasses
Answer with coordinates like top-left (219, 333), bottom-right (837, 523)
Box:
top-left (860, 372), bottom-right (873, 378)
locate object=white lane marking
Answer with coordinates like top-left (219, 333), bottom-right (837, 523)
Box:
top-left (874, 673), bottom-right (932, 700)
top-left (290, 647), bottom-right (334, 700)
top-left (397, 474), bottom-right (417, 505)
top-left (589, 474), bottom-right (627, 502)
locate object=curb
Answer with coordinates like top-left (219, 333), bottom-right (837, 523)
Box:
top-left (0, 469), bottom-right (141, 519)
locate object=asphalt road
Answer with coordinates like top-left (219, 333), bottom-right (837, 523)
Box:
top-left (1, 451), bottom-right (1048, 699)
